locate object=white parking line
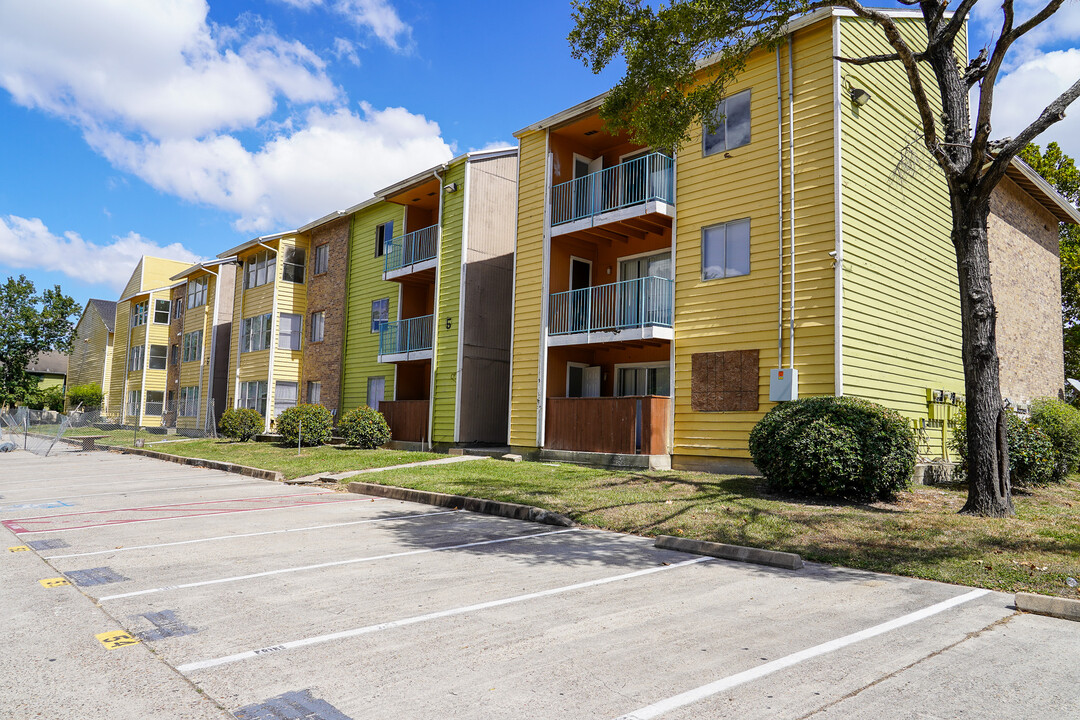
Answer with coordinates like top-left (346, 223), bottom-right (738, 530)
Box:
top-left (613, 588), bottom-right (992, 720)
top-left (1, 481), bottom-right (260, 506)
top-left (45, 509), bottom-right (461, 559)
top-left (177, 556), bottom-right (712, 673)
top-left (98, 528), bottom-right (579, 602)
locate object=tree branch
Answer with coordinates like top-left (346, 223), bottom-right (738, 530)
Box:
top-left (935, 0), bottom-right (981, 44)
top-left (834, 51), bottom-right (925, 66)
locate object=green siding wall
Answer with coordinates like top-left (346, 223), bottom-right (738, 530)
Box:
top-left (839, 16), bottom-right (966, 419)
top-left (341, 202), bottom-right (405, 410)
top-left (431, 159), bottom-right (467, 443)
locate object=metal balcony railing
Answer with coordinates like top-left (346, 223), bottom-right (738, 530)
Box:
top-left (549, 276), bottom-right (673, 336)
top-left (379, 314), bottom-right (434, 356)
top-left (384, 225), bottom-right (438, 273)
top-left (551, 152), bottom-right (675, 226)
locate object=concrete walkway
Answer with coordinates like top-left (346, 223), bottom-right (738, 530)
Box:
top-left (288, 454), bottom-right (489, 484)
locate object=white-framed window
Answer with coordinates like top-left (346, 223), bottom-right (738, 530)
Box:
top-left (275, 381), bottom-right (298, 417)
top-left (371, 298), bottom-right (389, 333)
top-left (313, 244), bottom-right (329, 275)
top-left (145, 390), bottom-right (164, 416)
top-left (366, 376), bottom-right (384, 410)
top-left (375, 221), bottom-right (393, 257)
top-left (615, 363), bottom-right (671, 397)
top-left (182, 330), bottom-right (203, 362)
top-left (238, 381), bottom-right (268, 417)
top-left (187, 277), bottom-right (208, 308)
top-left (128, 390), bottom-right (140, 416)
top-left (310, 311), bottom-right (325, 343)
top-left (154, 299), bottom-right (171, 324)
top-left (179, 386), bottom-right (200, 417)
top-left (148, 344), bottom-right (168, 370)
top-left (131, 301), bottom-right (148, 327)
top-left (279, 313), bottom-right (303, 351)
top-left (703, 89), bottom-right (752, 156)
top-left (282, 246), bottom-right (306, 284)
top-left (701, 218), bottom-right (751, 280)
top-left (307, 381), bottom-right (321, 405)
top-left (128, 345), bottom-right (145, 372)
top-left (241, 313), bottom-right (273, 353)
top-left (244, 250), bottom-right (276, 290)
top-left (173, 297), bottom-right (184, 320)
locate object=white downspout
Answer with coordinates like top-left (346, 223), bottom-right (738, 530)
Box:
top-left (776, 47), bottom-right (786, 369)
top-left (788, 35), bottom-right (797, 368)
top-left (427, 165), bottom-right (447, 450)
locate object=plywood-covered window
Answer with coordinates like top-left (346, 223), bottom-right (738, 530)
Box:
top-left (691, 350), bottom-right (759, 412)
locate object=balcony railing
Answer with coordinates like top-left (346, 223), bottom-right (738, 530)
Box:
top-left (551, 152), bottom-right (674, 226)
top-left (384, 225), bottom-right (438, 273)
top-left (549, 276), bottom-right (673, 336)
top-left (379, 314), bottom-right (434, 356)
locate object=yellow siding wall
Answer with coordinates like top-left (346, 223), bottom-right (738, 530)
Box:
top-left (108, 301), bottom-right (131, 414)
top-left (341, 202), bottom-right (405, 410)
top-left (271, 237), bottom-right (308, 419)
top-left (431, 159), bottom-right (466, 443)
top-left (672, 20), bottom-right (837, 462)
top-left (838, 17), bottom-right (966, 419)
top-left (508, 131), bottom-right (547, 448)
top-left (66, 305), bottom-right (112, 410)
top-left (141, 257), bottom-right (192, 290)
top-left (177, 271), bottom-right (218, 429)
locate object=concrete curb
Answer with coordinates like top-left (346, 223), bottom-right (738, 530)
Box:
top-left (345, 481), bottom-right (575, 527)
top-left (109, 446), bottom-right (285, 483)
top-left (1015, 592), bottom-right (1080, 622)
top-left (655, 535), bottom-right (803, 570)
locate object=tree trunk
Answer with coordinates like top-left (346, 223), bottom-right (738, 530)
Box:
top-left (953, 198), bottom-right (1014, 517)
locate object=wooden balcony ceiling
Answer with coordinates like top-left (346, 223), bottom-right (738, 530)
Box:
top-left (385, 176), bottom-right (440, 210)
top-left (554, 337), bottom-right (671, 351)
top-left (563, 213), bottom-right (672, 246)
top-left (552, 112), bottom-right (634, 153)
top-left (393, 267), bottom-right (436, 285)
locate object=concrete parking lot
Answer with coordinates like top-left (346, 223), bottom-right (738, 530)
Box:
top-left (2, 448), bottom-right (1077, 719)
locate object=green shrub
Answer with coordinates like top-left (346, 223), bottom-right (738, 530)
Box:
top-left (1029, 397), bottom-right (1080, 482)
top-left (67, 383), bottom-right (104, 410)
top-left (218, 408), bottom-right (263, 441)
top-left (951, 405), bottom-right (1056, 487)
top-left (338, 405), bottom-right (391, 449)
top-left (276, 404), bottom-right (334, 447)
top-left (749, 396), bottom-right (917, 502)
top-left (24, 385), bottom-right (65, 412)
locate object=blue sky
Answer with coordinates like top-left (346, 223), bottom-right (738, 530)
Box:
top-left (1, 1), bottom-right (1078, 310)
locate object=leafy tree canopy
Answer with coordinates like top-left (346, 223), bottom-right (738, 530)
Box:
top-left (0, 275), bottom-right (79, 406)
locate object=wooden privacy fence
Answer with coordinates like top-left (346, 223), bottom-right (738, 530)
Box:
top-left (379, 400), bottom-right (429, 443)
top-left (545, 396), bottom-right (670, 455)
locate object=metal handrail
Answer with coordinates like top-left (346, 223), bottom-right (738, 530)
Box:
top-left (551, 152), bottom-right (675, 226)
top-left (379, 314), bottom-right (434, 355)
top-left (548, 276), bottom-right (673, 336)
top-left (384, 225), bottom-right (438, 273)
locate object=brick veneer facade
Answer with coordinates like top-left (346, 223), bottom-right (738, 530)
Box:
top-left (987, 176), bottom-right (1065, 406)
top-left (301, 217), bottom-right (350, 417)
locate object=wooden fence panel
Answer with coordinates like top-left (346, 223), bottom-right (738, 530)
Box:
top-left (380, 400), bottom-right (429, 443)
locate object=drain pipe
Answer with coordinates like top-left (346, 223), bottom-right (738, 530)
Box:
top-left (788, 35), bottom-right (796, 367)
top-left (776, 47), bottom-right (785, 368)
top-left (427, 164), bottom-right (448, 451)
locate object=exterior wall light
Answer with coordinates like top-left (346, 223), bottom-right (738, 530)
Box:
top-left (443, 182), bottom-right (458, 192)
top-left (849, 87), bottom-right (872, 107)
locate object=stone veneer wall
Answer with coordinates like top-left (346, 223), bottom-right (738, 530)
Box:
top-left (301, 217), bottom-right (350, 416)
top-left (987, 175), bottom-right (1065, 406)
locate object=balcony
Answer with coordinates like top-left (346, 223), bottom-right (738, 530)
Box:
top-left (545, 396), bottom-right (670, 455)
top-left (551, 152), bottom-right (674, 234)
top-left (548, 276), bottom-right (673, 346)
top-left (378, 314), bottom-right (434, 362)
top-left (384, 225), bottom-right (438, 280)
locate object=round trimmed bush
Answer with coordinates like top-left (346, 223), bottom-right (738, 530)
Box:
top-left (218, 408), bottom-right (263, 442)
top-left (749, 396), bottom-right (917, 502)
top-left (338, 405), bottom-right (391, 449)
top-left (276, 404), bottom-right (333, 447)
top-left (1029, 397), bottom-right (1080, 482)
top-left (952, 405), bottom-right (1056, 487)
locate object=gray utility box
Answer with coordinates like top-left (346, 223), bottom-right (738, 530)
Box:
top-left (769, 368), bottom-right (799, 402)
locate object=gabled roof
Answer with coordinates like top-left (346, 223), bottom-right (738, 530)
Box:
top-left (88, 299), bottom-right (116, 333)
top-left (27, 351), bottom-right (68, 376)
top-left (1006, 158), bottom-right (1080, 225)
top-left (170, 257), bottom-right (238, 281)
top-left (217, 231), bottom-right (296, 260)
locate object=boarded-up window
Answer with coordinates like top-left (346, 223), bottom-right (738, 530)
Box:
top-left (691, 350), bottom-right (759, 412)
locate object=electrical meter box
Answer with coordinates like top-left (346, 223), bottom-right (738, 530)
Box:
top-left (770, 368), bottom-right (799, 402)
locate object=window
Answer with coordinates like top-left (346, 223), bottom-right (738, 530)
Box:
top-left (182, 330), bottom-right (203, 362)
top-left (701, 218), bottom-right (751, 280)
top-left (279, 313), bottom-right (302, 350)
top-left (128, 345), bottom-right (145, 372)
top-left (145, 391), bottom-right (164, 416)
top-left (307, 381), bottom-right (321, 405)
top-left (238, 381), bottom-right (268, 417)
top-left (187, 277), bottom-right (208, 308)
top-left (173, 298), bottom-right (184, 320)
top-left (310, 311), bottom-right (325, 343)
top-left (244, 249), bottom-right (276, 290)
top-left (275, 381), bottom-right (298, 417)
top-left (616, 365), bottom-right (671, 397)
top-left (131, 301), bottom-right (148, 327)
top-left (170, 343), bottom-right (180, 367)
top-left (703, 89), bottom-right (752, 156)
top-left (179, 386), bottom-right (200, 417)
top-left (282, 246), bottom-right (306, 284)
top-left (371, 298), bottom-right (389, 333)
top-left (154, 299), bottom-right (171, 324)
top-left (148, 344), bottom-right (168, 370)
top-left (241, 313), bottom-right (273, 353)
top-left (313, 244), bottom-right (329, 275)
top-left (375, 221), bottom-right (393, 257)
top-left (128, 390), bottom-right (140, 416)
top-left (366, 377), bottom-right (384, 410)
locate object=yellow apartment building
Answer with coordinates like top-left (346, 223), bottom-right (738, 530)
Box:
top-left (66, 299), bottom-right (116, 412)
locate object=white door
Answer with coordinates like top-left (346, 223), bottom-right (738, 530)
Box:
top-left (583, 366), bottom-right (601, 398)
top-left (366, 376), bottom-right (385, 410)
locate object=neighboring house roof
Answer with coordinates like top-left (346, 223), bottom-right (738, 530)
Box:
top-left (27, 351), bottom-right (69, 376)
top-left (89, 298), bottom-right (117, 333)
top-left (1006, 158), bottom-right (1080, 225)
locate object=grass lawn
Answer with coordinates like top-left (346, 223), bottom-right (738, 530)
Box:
top-left (347, 460), bottom-right (1080, 599)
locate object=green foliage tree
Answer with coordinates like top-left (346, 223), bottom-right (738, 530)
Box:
top-left (67, 383), bottom-right (105, 410)
top-left (570, 0), bottom-right (1080, 517)
top-left (0, 275), bottom-right (79, 407)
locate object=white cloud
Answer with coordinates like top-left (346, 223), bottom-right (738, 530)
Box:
top-left (0, 216), bottom-right (203, 292)
top-left (992, 48), bottom-right (1080, 159)
top-left (89, 104), bottom-right (453, 233)
top-left (275, 0), bottom-right (412, 50)
top-left (333, 37), bottom-right (361, 67)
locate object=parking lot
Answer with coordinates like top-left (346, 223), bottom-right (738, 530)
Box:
top-left (2, 448), bottom-right (1077, 719)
